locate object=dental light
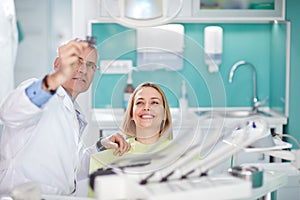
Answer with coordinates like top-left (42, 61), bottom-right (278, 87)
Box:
top-left (103, 0), bottom-right (183, 28)
top-left (125, 0), bottom-right (163, 20)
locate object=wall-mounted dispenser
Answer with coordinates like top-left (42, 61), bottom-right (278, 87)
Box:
top-left (137, 24), bottom-right (184, 71)
top-left (204, 26), bottom-right (223, 73)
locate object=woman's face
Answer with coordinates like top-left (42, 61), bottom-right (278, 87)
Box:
top-left (132, 87), bottom-right (165, 132)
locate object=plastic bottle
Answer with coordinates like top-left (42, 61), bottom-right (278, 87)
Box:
top-left (123, 70), bottom-right (134, 110)
top-left (179, 80), bottom-right (188, 111)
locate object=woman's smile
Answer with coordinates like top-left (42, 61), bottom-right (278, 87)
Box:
top-left (139, 113), bottom-right (155, 119)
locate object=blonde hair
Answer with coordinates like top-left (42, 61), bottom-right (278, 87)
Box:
top-left (121, 82), bottom-right (173, 139)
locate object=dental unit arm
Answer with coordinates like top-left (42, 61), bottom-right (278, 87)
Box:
top-left (90, 118), bottom-right (271, 200)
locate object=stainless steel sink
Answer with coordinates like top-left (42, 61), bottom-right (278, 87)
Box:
top-left (195, 110), bottom-right (273, 118)
top-left (225, 110), bottom-right (254, 117)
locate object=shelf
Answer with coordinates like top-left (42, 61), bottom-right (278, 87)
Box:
top-left (96, 0), bottom-right (285, 25)
top-left (191, 0), bottom-right (285, 22)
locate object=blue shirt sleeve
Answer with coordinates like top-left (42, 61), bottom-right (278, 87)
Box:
top-left (25, 78), bottom-right (54, 108)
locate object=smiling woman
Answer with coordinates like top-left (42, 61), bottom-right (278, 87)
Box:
top-left (122, 82), bottom-right (173, 143)
top-left (88, 82), bottom-right (173, 196)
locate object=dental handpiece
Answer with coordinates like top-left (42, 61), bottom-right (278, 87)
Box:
top-left (75, 36), bottom-right (97, 47)
top-left (85, 36), bottom-right (97, 47)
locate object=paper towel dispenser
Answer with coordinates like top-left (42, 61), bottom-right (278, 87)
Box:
top-left (136, 24), bottom-right (184, 71)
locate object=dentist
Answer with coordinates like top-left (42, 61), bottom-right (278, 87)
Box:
top-left (0, 39), bottom-right (130, 195)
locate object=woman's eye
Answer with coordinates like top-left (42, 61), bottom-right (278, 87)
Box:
top-left (152, 101), bottom-right (159, 105)
top-left (136, 101), bottom-right (143, 105)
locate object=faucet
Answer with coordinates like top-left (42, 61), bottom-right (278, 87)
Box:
top-left (229, 60), bottom-right (260, 112)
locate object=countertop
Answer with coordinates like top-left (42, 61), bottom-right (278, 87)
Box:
top-left (42, 165), bottom-right (288, 200)
top-left (91, 107), bottom-right (287, 133)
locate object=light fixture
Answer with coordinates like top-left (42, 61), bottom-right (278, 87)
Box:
top-left (103, 0), bottom-right (183, 28)
top-left (124, 0), bottom-right (163, 20)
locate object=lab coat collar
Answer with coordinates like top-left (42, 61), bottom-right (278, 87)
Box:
top-left (56, 86), bottom-right (88, 134)
top-left (56, 86), bottom-right (74, 112)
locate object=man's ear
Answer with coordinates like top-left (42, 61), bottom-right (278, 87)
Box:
top-left (54, 57), bottom-right (59, 70)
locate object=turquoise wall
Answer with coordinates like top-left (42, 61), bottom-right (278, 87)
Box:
top-left (286, 2), bottom-right (300, 147)
top-left (91, 23), bottom-right (287, 113)
top-left (270, 23), bottom-right (287, 114)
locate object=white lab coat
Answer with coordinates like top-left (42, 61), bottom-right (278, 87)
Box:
top-left (0, 0), bottom-right (18, 103)
top-left (0, 79), bottom-right (96, 195)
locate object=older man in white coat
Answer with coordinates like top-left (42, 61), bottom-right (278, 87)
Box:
top-left (0, 39), bottom-right (130, 196)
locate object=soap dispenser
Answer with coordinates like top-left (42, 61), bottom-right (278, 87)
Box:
top-left (123, 69), bottom-right (134, 110)
top-left (204, 26), bottom-right (223, 73)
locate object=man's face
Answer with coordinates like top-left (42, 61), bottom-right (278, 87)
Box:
top-left (62, 47), bottom-right (98, 99)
